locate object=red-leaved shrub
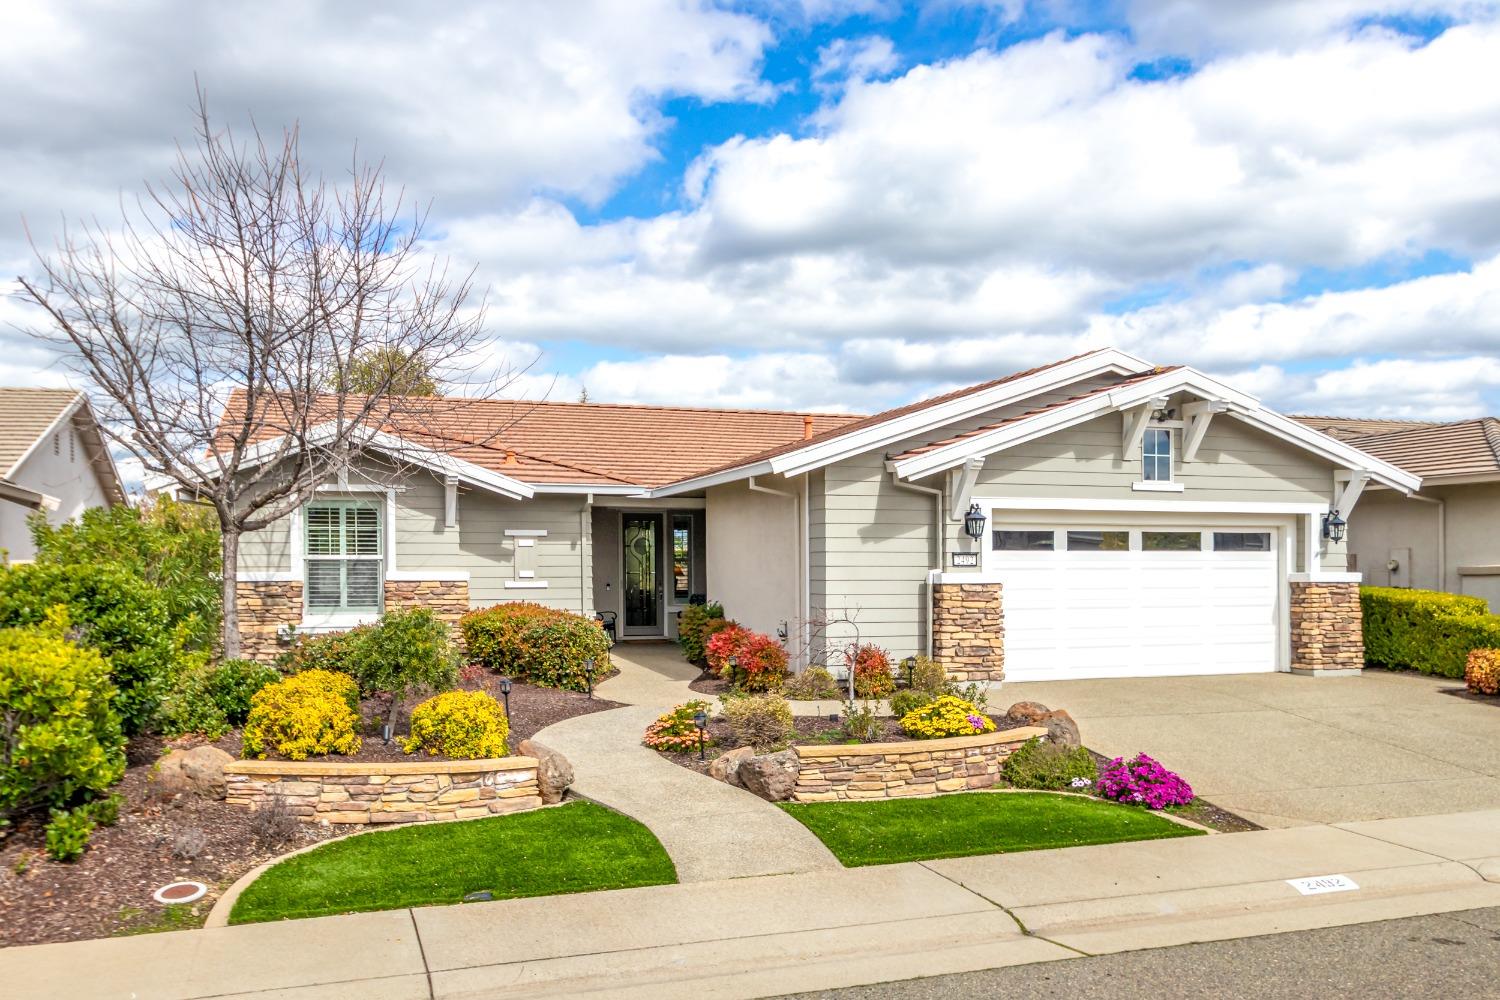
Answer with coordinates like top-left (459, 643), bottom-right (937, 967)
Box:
top-left (850, 643), bottom-right (895, 699)
top-left (706, 625), bottom-right (789, 691)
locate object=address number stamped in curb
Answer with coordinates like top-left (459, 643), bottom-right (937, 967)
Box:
top-left (1286, 874), bottom-right (1360, 895)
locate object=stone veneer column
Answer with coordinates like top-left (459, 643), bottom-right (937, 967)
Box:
top-left (931, 582), bottom-right (1005, 682)
top-left (384, 579), bottom-right (470, 624)
top-left (1289, 581), bottom-right (1364, 675)
top-left (235, 580), bottom-right (303, 662)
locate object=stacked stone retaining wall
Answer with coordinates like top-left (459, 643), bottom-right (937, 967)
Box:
top-left (790, 726), bottom-right (1046, 802)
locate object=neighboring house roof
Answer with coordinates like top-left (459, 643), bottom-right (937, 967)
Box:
top-left (1320, 417), bottom-right (1500, 483)
top-left (1290, 415), bottom-right (1444, 442)
top-left (0, 387), bottom-right (126, 506)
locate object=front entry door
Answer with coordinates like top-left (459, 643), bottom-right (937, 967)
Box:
top-left (623, 515), bottom-right (662, 636)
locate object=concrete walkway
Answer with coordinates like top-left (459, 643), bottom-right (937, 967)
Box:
top-left (1003, 670), bottom-right (1500, 829)
top-left (535, 703), bottom-right (840, 881)
top-left (594, 641), bottom-right (703, 707)
top-left (8, 808), bottom-right (1500, 999)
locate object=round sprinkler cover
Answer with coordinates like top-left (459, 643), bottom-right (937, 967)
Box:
top-left (153, 881), bottom-right (208, 905)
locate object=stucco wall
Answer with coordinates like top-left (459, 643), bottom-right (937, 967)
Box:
top-left (1349, 483), bottom-right (1500, 612)
top-left (0, 417), bottom-right (111, 562)
top-left (706, 478), bottom-right (800, 642)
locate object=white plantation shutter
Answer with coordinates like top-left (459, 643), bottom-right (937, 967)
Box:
top-left (304, 501), bottom-right (384, 612)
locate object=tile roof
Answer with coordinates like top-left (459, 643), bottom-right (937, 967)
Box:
top-left (0, 387), bottom-right (83, 478)
top-left (888, 367), bottom-right (1177, 461)
top-left (1330, 418), bottom-right (1500, 481)
top-left (230, 395), bottom-right (864, 488)
top-left (1290, 415), bottom-right (1444, 442)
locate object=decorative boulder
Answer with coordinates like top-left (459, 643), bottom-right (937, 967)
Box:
top-left (1040, 710), bottom-right (1081, 749)
top-left (708, 746), bottom-right (756, 787)
top-left (1005, 701), bottom-right (1051, 726)
top-left (738, 749), bottom-right (799, 802)
top-left (518, 739), bottom-right (575, 805)
top-left (154, 745), bottom-right (235, 800)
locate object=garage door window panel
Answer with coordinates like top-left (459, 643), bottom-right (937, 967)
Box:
top-left (1066, 530), bottom-right (1130, 551)
top-left (1142, 530), bottom-right (1201, 552)
top-left (1213, 532), bottom-right (1272, 552)
top-left (993, 530), bottom-right (1055, 551)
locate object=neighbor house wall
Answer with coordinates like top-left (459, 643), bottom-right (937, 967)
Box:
top-left (0, 416), bottom-right (112, 562)
top-left (1349, 482), bottom-right (1500, 613)
top-left (706, 478), bottom-right (800, 642)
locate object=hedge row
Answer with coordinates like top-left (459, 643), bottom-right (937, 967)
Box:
top-left (1361, 586), bottom-right (1500, 679)
top-left (459, 602), bottom-right (611, 692)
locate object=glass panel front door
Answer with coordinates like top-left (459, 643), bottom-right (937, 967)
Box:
top-left (623, 515), bottom-right (661, 634)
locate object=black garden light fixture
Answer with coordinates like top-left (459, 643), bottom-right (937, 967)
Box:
top-left (1322, 508), bottom-right (1347, 545)
top-left (693, 708), bottom-right (708, 760)
top-left (583, 658), bottom-right (596, 699)
top-left (727, 654), bottom-right (739, 681)
top-left (963, 503), bottom-right (987, 541)
top-left (499, 676), bottom-right (513, 718)
top-left (902, 655), bottom-right (917, 688)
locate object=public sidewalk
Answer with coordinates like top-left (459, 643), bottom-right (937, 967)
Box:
top-left (6, 809), bottom-right (1500, 999)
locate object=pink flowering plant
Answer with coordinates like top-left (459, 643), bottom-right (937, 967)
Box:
top-left (1096, 753), bottom-right (1194, 809)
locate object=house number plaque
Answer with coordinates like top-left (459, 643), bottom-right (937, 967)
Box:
top-left (950, 552), bottom-right (979, 568)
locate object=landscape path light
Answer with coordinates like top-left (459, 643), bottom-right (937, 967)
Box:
top-left (693, 708), bottom-right (708, 760)
top-left (499, 676), bottom-right (512, 719)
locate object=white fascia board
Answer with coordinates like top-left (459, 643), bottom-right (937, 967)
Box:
top-left (645, 460), bottom-right (777, 497)
top-left (528, 483), bottom-right (646, 496)
top-left (978, 495), bottom-right (1331, 515)
top-left (768, 349), bottom-right (1154, 480)
top-left (232, 422), bottom-right (535, 501)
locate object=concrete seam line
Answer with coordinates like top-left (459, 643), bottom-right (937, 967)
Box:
top-left (181, 972), bottom-right (433, 1000)
top-left (409, 908), bottom-right (435, 1000)
top-left (1326, 823), bottom-right (1462, 865)
top-left (914, 860), bottom-right (1098, 957)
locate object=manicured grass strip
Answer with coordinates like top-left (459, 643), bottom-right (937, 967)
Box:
top-left (230, 801), bottom-right (677, 924)
top-left (780, 791), bottom-right (1202, 867)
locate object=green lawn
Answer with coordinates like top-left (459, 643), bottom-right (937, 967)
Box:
top-left (780, 791), bottom-right (1203, 866)
top-left (230, 801), bottom-right (677, 924)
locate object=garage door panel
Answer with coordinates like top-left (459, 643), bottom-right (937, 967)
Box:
top-left (993, 522), bottom-right (1279, 681)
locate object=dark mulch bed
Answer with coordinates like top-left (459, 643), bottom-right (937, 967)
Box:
top-left (0, 673), bottom-right (622, 948)
top-left (1081, 749), bottom-right (1261, 834)
top-left (687, 670), bottom-right (731, 696)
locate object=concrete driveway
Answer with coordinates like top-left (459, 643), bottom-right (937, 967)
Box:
top-left (1004, 670), bottom-right (1500, 829)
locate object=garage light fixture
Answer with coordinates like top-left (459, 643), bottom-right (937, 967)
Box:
top-left (963, 503), bottom-right (987, 541)
top-left (1322, 509), bottom-right (1346, 544)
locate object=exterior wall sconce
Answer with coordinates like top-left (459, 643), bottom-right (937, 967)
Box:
top-left (963, 503), bottom-right (987, 541)
top-left (776, 621), bottom-right (789, 641)
top-left (1322, 509), bottom-right (1346, 544)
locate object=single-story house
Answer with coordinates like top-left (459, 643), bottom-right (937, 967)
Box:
top-left (233, 349), bottom-right (1419, 681)
top-left (0, 387), bottom-right (125, 562)
top-left (1294, 415), bottom-right (1500, 611)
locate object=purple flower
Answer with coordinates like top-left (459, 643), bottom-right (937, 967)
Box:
top-left (1097, 753), bottom-right (1193, 809)
top-left (966, 713), bottom-right (985, 731)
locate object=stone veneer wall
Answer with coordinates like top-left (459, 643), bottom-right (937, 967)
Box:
top-left (1289, 581), bottom-right (1364, 674)
top-left (932, 582), bottom-right (1005, 682)
top-left (225, 757), bottom-right (542, 825)
top-left (384, 578), bottom-right (470, 623)
top-left (235, 581), bottom-right (303, 662)
top-left (791, 726), bottom-right (1046, 802)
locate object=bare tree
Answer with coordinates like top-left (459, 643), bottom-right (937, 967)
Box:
top-left (18, 93), bottom-right (508, 657)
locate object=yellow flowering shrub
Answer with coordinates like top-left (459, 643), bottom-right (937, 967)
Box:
top-left (241, 669), bottom-right (361, 760)
top-left (899, 695), bottom-right (996, 740)
top-left (402, 690), bottom-right (510, 759)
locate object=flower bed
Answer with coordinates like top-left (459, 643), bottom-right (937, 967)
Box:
top-left (790, 726), bottom-right (1046, 802)
top-left (224, 757), bottom-right (544, 825)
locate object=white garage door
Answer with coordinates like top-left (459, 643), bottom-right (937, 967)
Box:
top-left (990, 525), bottom-right (1280, 681)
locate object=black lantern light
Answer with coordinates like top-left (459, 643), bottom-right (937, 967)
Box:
top-left (902, 655), bottom-right (917, 688)
top-left (499, 676), bottom-right (513, 719)
top-left (963, 503), bottom-right (987, 541)
top-left (583, 658), bottom-right (596, 700)
top-left (727, 654), bottom-right (739, 682)
top-left (776, 620), bottom-right (789, 641)
top-left (1322, 509), bottom-right (1347, 545)
top-left (693, 708), bottom-right (708, 760)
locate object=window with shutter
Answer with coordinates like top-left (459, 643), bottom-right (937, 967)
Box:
top-left (304, 501), bottom-right (384, 612)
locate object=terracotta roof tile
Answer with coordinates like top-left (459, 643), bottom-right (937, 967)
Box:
top-left (1290, 415), bottom-right (1444, 442)
top-left (1336, 418), bottom-right (1500, 480)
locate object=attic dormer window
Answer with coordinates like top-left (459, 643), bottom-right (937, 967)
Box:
top-left (1143, 428), bottom-right (1172, 482)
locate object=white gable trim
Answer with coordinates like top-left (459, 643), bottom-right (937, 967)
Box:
top-left (232, 422), bottom-right (535, 500)
top-left (890, 366), bottom-right (1422, 494)
top-left (649, 348), bottom-right (1153, 496)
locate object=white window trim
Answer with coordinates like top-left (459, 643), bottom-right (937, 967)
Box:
top-left (1142, 426), bottom-right (1174, 484)
top-left (303, 497), bottom-right (385, 615)
top-left (1131, 481), bottom-right (1185, 492)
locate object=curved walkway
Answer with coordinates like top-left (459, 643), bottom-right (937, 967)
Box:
top-left (534, 643), bottom-right (839, 882)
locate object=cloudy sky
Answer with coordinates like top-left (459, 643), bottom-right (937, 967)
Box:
top-left (5, 0), bottom-right (1500, 421)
